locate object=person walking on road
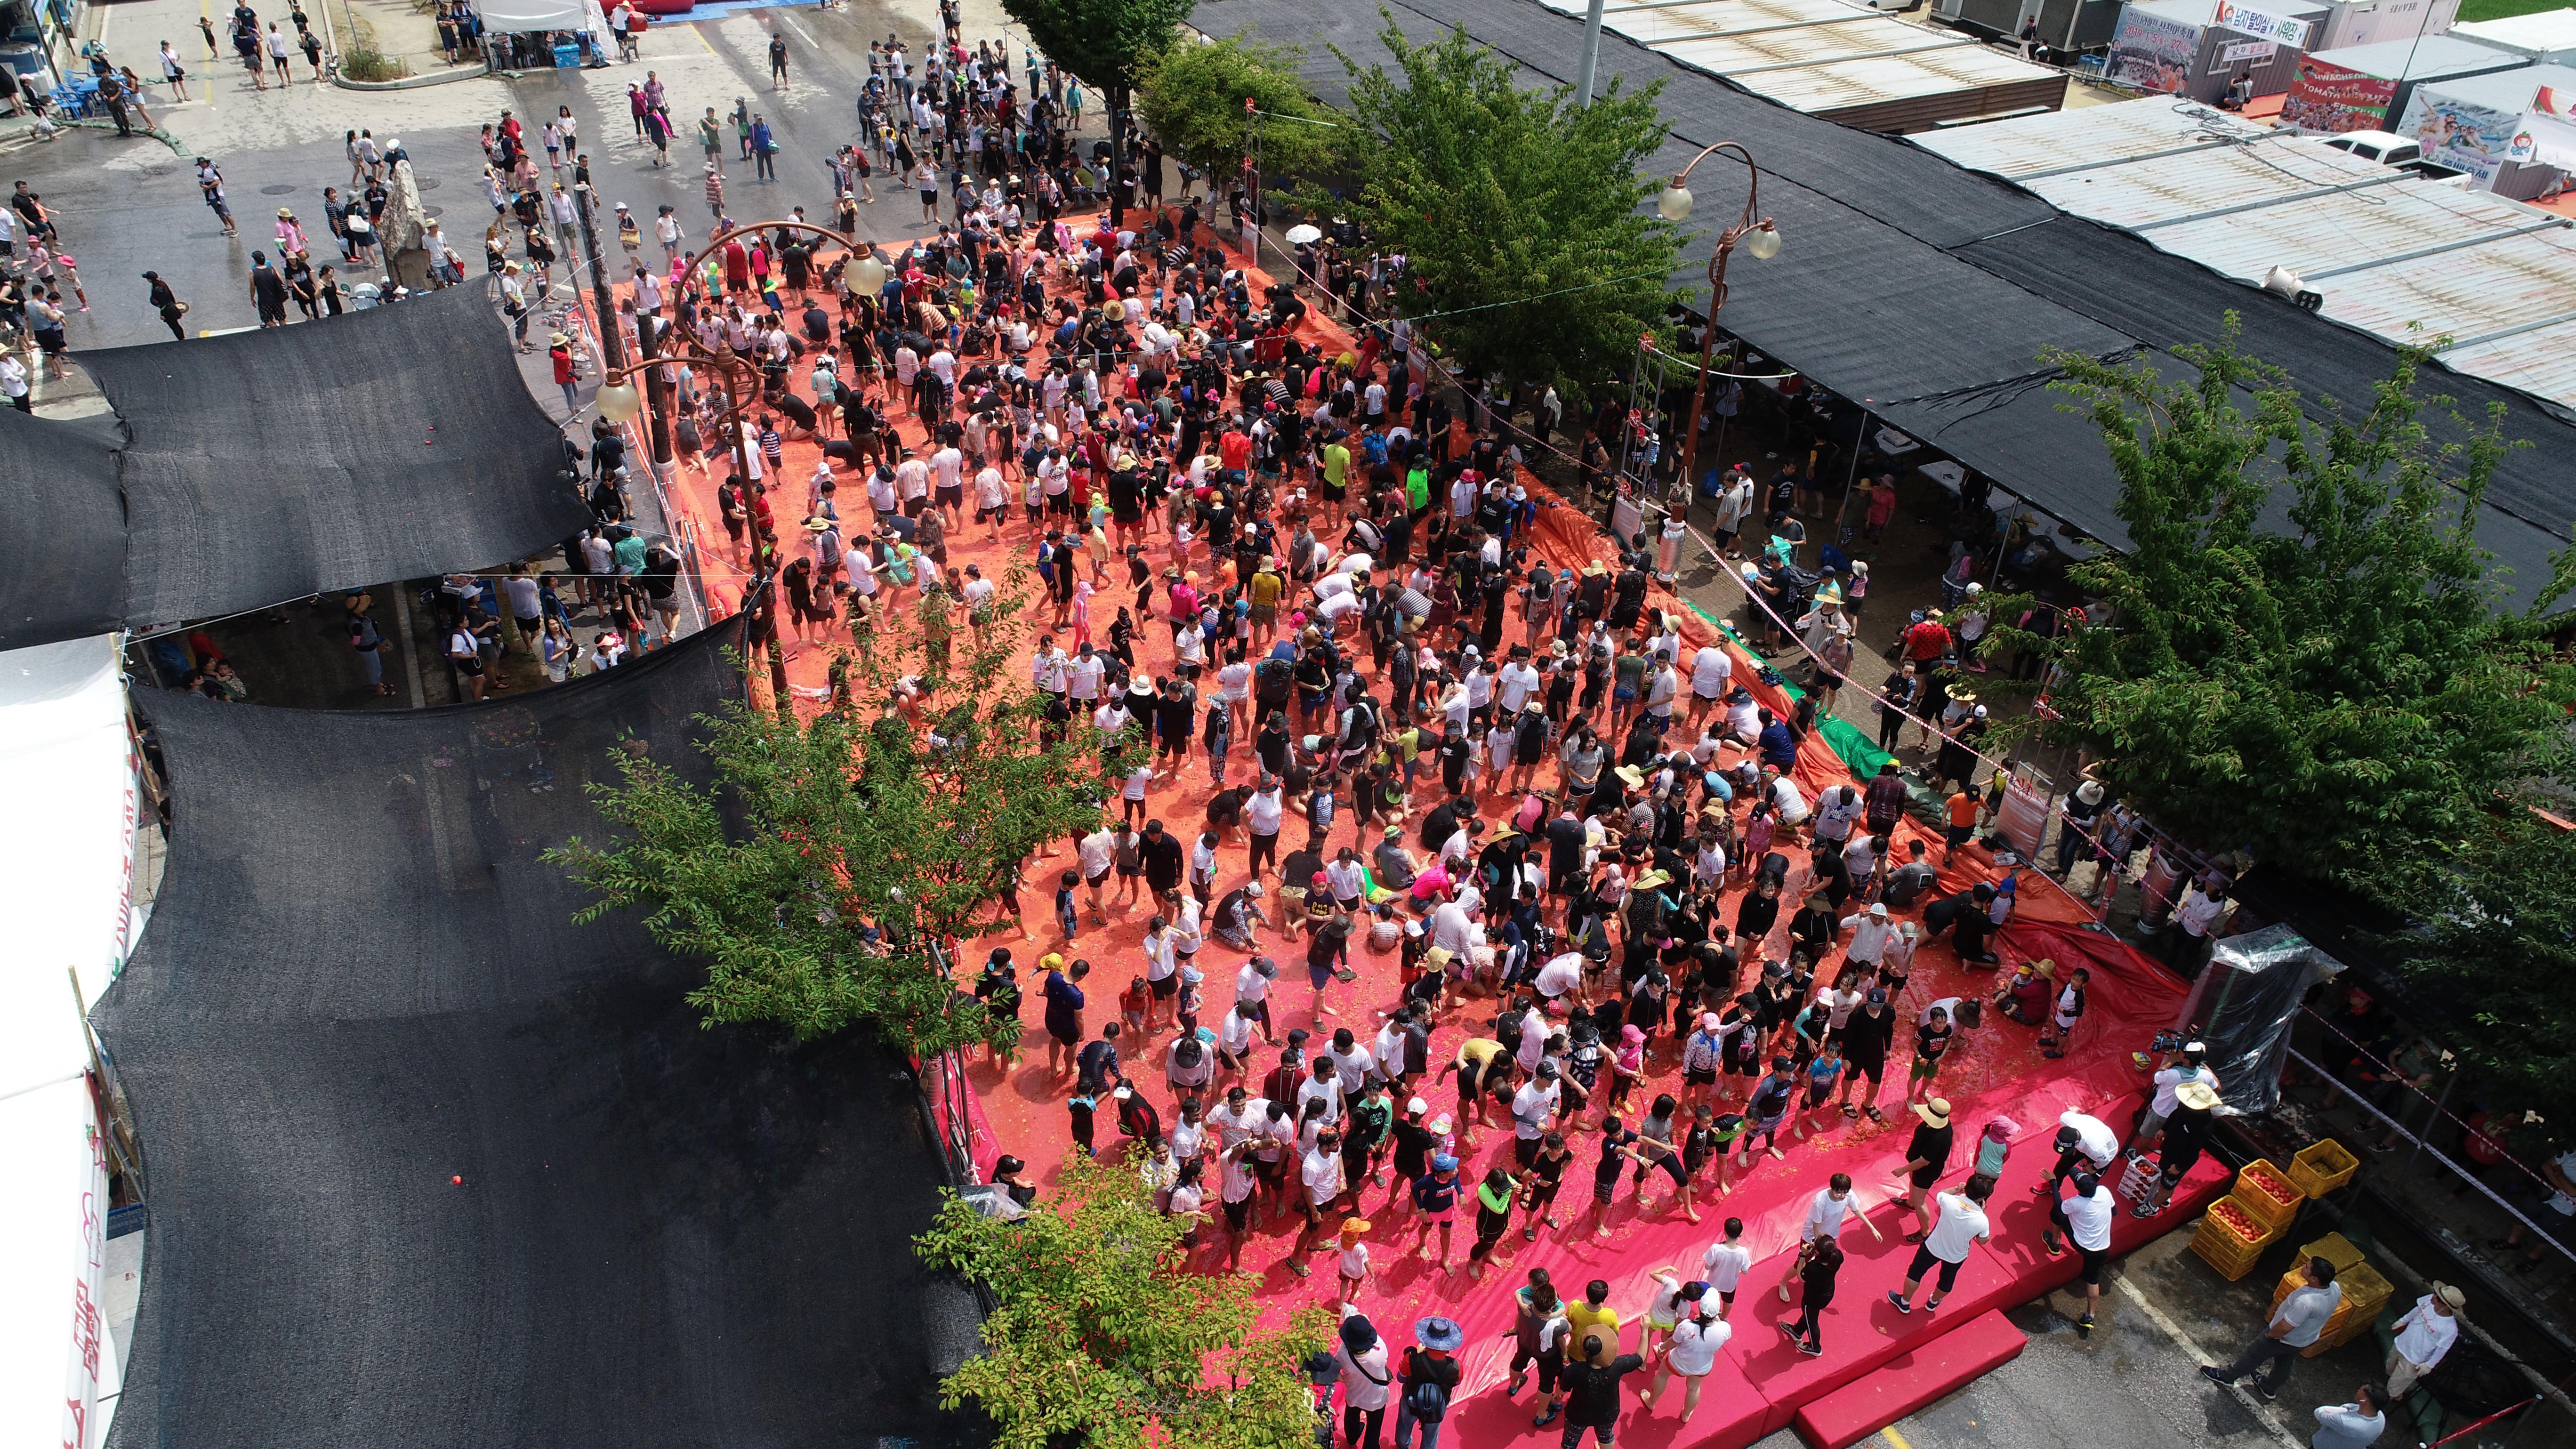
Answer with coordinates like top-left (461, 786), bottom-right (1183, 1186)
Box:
top-left (266, 23), bottom-right (293, 85)
top-left (750, 113), bottom-right (776, 181)
top-left (160, 40), bottom-right (190, 99)
top-left (703, 163), bottom-right (724, 221)
top-left (197, 158), bottom-right (238, 236)
top-left (2203, 1256), bottom-right (2343, 1400)
top-left (144, 271), bottom-right (187, 341)
top-left (248, 250), bottom-right (289, 327)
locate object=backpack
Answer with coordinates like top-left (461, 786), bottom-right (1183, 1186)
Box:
top-left (1403, 1359), bottom-right (1451, 1423)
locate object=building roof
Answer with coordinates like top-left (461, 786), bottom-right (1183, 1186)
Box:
top-left (2297, 33), bottom-right (2531, 80)
top-left (2450, 7), bottom-right (2576, 57)
top-left (1534, 0), bottom-right (2064, 123)
top-left (2408, 56), bottom-right (2576, 107)
top-left (1911, 95), bottom-right (2576, 413)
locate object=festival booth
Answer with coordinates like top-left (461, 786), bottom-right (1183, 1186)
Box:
top-left (2276, 34), bottom-right (2528, 133)
top-left (2397, 60), bottom-right (2576, 195)
top-left (2103, 0), bottom-right (2325, 100)
top-left (0, 634), bottom-right (145, 1449)
top-left (477, 0), bottom-right (607, 69)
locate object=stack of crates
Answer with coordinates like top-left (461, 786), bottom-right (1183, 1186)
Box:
top-left (2288, 1139), bottom-right (2361, 1199)
top-left (2267, 1241), bottom-right (2393, 1357)
top-left (2190, 1159), bottom-right (2304, 1280)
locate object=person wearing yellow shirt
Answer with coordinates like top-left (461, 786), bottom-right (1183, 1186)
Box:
top-left (1321, 431), bottom-right (1353, 526)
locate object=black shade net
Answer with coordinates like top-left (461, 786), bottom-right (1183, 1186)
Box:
top-left (95, 621), bottom-right (982, 1449)
top-left (0, 284), bottom-right (591, 652)
top-left (89, 284), bottom-right (593, 633)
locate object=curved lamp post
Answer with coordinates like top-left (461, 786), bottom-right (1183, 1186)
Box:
top-left (1659, 144), bottom-right (1782, 505)
top-left (591, 215), bottom-right (889, 707)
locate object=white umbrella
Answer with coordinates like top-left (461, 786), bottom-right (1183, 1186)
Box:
top-left (1283, 223), bottom-right (1323, 245)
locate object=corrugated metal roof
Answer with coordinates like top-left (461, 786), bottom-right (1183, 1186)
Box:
top-left (2295, 34), bottom-right (2524, 80)
top-left (1743, 40), bottom-right (2060, 110)
top-left (2146, 179), bottom-right (2575, 282)
top-left (1658, 17), bottom-right (1968, 73)
top-left (1533, 0), bottom-right (2063, 119)
top-left (2016, 136), bottom-right (2398, 230)
top-left (2450, 10), bottom-right (2576, 57)
top-left (2321, 227), bottom-right (2576, 347)
top-left (1911, 95), bottom-right (2267, 178)
top-left (2442, 319), bottom-right (2576, 401)
top-left (1908, 93), bottom-right (2576, 409)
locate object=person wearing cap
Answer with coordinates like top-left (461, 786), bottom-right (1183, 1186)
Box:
top-left (2042, 1160), bottom-right (2116, 1334)
top-left (1392, 1316), bottom-right (1465, 1447)
top-left (1888, 1171), bottom-right (1993, 1317)
top-left (1894, 1097), bottom-right (1957, 1240)
top-left (2386, 1283), bottom-right (2465, 1399)
top-left (2129, 1040), bottom-right (2221, 1155)
top-left (2043, 1109), bottom-right (2120, 1197)
top-left (1333, 1305), bottom-right (1393, 1446)
top-left (2204, 1256), bottom-right (2342, 1399)
top-left (1408, 1152), bottom-right (1464, 1269)
top-left (1835, 988), bottom-right (1898, 1124)
top-left (1638, 1276), bottom-right (1728, 1420)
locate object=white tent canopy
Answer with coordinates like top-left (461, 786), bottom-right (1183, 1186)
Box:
top-left (478, 0), bottom-right (588, 33)
top-left (0, 634), bottom-right (140, 1449)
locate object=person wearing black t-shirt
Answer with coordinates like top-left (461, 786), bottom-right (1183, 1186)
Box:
top-left (1556, 1328), bottom-right (1648, 1442)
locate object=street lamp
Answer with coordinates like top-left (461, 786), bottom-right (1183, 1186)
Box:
top-left (596, 378), bottom-right (642, 422)
top-left (1665, 143), bottom-right (1782, 509)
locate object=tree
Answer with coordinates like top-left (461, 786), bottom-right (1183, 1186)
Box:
top-left (1986, 318), bottom-right (2576, 888)
top-left (1005, 0), bottom-right (1196, 222)
top-left (1329, 18), bottom-right (1678, 394)
top-left (1136, 33), bottom-right (1341, 189)
top-left (916, 1150), bottom-right (1332, 1449)
top-left (548, 572), bottom-right (1112, 1053)
top-left (2393, 807), bottom-right (2576, 1151)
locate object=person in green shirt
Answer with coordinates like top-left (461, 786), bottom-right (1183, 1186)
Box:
top-left (1406, 462), bottom-right (1432, 516)
top-left (1321, 432), bottom-right (1353, 525)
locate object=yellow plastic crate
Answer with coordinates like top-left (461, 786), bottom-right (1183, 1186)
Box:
top-left (2192, 1208), bottom-right (2283, 1280)
top-left (2288, 1139), bottom-right (2360, 1199)
top-left (2231, 1159), bottom-right (2305, 1232)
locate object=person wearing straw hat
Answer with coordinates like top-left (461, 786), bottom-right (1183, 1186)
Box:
top-left (2135, 1078), bottom-right (2220, 1218)
top-left (1392, 1315), bottom-right (1464, 1447)
top-left (1894, 1097), bottom-right (1957, 1241)
top-left (2385, 1282), bottom-right (2465, 1400)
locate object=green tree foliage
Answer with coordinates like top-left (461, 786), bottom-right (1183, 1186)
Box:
top-left (1329, 17), bottom-right (1678, 391)
top-left (1136, 33), bottom-right (1341, 185)
top-left (2396, 808), bottom-right (2576, 1148)
top-left (1005, 0), bottom-right (1197, 176)
top-left (1986, 318), bottom-right (2576, 887)
top-left (916, 1151), bottom-right (1333, 1449)
top-left (548, 572), bottom-right (1113, 1052)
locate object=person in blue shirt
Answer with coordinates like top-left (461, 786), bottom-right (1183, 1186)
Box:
top-left (749, 115), bottom-right (777, 180)
top-left (1757, 709), bottom-right (1799, 772)
top-left (1042, 955), bottom-right (1088, 1079)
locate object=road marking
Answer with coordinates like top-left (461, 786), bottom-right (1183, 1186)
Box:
top-left (2109, 1275), bottom-right (2305, 1449)
top-left (1878, 1428), bottom-right (1913, 1449)
top-left (775, 11), bottom-right (816, 48)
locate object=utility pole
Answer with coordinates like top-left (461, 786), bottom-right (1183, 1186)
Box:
top-left (1576, 0), bottom-right (1608, 107)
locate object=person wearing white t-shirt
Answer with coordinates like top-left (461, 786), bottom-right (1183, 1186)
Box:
top-left (1688, 645), bottom-right (1733, 722)
top-left (1774, 1174), bottom-right (1858, 1303)
top-left (1533, 950), bottom-right (1587, 1005)
top-left (1244, 781), bottom-right (1286, 879)
top-left (2043, 1169), bottom-right (2116, 1334)
top-left (1638, 1280), bottom-right (1730, 1420)
top-left (1287, 1128), bottom-right (1347, 1276)
top-left (1497, 655), bottom-right (1543, 714)
top-left (1699, 1217), bottom-right (1754, 1317)
top-left (2128, 1042), bottom-right (2219, 1153)
top-left (1889, 1175), bottom-right (1992, 1314)
top-left (1332, 1303), bottom-right (1393, 1445)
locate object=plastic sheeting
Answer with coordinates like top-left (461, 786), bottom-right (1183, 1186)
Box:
top-left (94, 622), bottom-right (980, 1449)
top-left (0, 286), bottom-right (589, 652)
top-left (2178, 922), bottom-right (2340, 1117)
